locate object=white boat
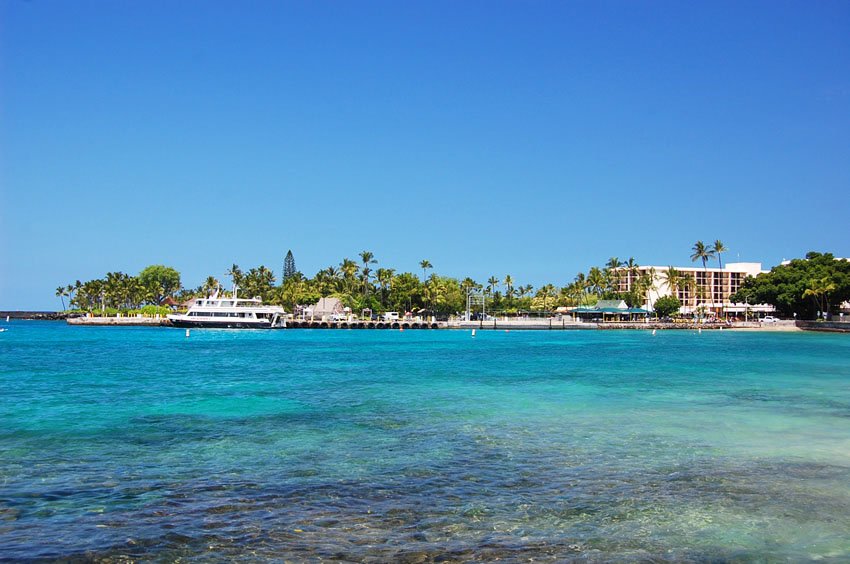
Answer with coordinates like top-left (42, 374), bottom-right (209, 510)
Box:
top-left (167, 287), bottom-right (286, 329)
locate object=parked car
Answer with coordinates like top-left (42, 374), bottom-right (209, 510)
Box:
top-left (760, 316), bottom-right (779, 323)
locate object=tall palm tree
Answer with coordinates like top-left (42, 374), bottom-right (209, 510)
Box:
top-left (606, 257), bottom-right (624, 292)
top-left (573, 272), bottom-right (587, 306)
top-left (587, 267), bottom-right (605, 297)
top-left (226, 264), bottom-right (243, 290)
top-left (202, 276), bottom-right (220, 296)
top-left (625, 257), bottom-right (639, 291)
top-left (662, 266), bottom-right (681, 297)
top-left (537, 284), bottom-right (557, 312)
top-left (419, 259), bottom-right (432, 282)
top-left (359, 251), bottom-right (377, 298)
top-left (375, 268), bottom-right (395, 307)
top-left (55, 286), bottom-right (67, 311)
top-left (486, 276), bottom-right (500, 295)
top-left (634, 268), bottom-right (656, 308)
top-left (679, 274), bottom-right (697, 311)
top-left (340, 258), bottom-right (359, 293)
top-left (712, 240), bottom-right (728, 314)
top-left (503, 275), bottom-right (514, 306)
top-left (712, 240), bottom-right (727, 270)
top-left (690, 241), bottom-right (715, 307)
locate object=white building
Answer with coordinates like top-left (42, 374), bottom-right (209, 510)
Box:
top-left (617, 262), bottom-right (774, 316)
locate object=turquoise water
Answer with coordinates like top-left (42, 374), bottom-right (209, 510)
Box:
top-left (1, 322), bottom-right (849, 561)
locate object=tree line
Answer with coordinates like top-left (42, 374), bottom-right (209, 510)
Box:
top-left (58, 245), bottom-right (848, 320)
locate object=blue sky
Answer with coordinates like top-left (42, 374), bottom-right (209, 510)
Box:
top-left (2, 0), bottom-right (848, 310)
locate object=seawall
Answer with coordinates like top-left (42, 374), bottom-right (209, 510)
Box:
top-left (796, 320), bottom-right (850, 333)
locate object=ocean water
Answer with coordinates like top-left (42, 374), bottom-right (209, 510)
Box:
top-left (1, 322), bottom-right (849, 562)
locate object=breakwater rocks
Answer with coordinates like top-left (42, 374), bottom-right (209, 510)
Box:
top-left (0, 311), bottom-right (73, 320)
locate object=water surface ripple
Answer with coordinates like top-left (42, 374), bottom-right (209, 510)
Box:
top-left (1, 323), bottom-right (849, 561)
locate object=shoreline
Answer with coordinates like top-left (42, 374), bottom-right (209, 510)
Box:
top-left (5, 314), bottom-right (846, 332)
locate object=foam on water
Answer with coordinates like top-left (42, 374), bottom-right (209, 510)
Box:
top-left (1, 322), bottom-right (849, 560)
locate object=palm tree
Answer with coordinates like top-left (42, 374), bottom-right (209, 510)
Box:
top-left (375, 268), bottom-right (395, 307)
top-left (587, 267), bottom-right (605, 297)
top-left (634, 268), bottom-right (656, 308)
top-left (226, 264), bottom-right (243, 290)
top-left (340, 258), bottom-right (359, 293)
top-left (606, 257), bottom-right (624, 292)
top-left (486, 276), bottom-right (500, 295)
top-left (679, 274), bottom-right (697, 311)
top-left (712, 240), bottom-right (727, 270)
top-left (202, 276), bottom-right (220, 296)
top-left (712, 240), bottom-right (728, 314)
top-left (536, 284), bottom-right (557, 312)
top-left (625, 257), bottom-right (639, 292)
top-left (503, 275), bottom-right (515, 306)
top-left (803, 276), bottom-right (837, 318)
top-left (662, 266), bottom-right (681, 296)
top-left (359, 251), bottom-right (377, 298)
top-left (690, 241), bottom-right (716, 307)
top-left (419, 259), bottom-right (432, 282)
top-left (573, 273), bottom-right (587, 306)
top-left (55, 286), bottom-right (67, 311)
top-left (68, 281), bottom-right (81, 309)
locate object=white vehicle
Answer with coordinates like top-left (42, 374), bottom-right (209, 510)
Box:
top-left (167, 287), bottom-right (286, 329)
top-left (760, 316), bottom-right (779, 323)
top-left (382, 312), bottom-right (400, 321)
top-left (331, 313), bottom-right (348, 322)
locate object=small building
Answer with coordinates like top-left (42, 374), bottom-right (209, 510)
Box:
top-left (309, 297), bottom-right (345, 320)
top-left (571, 300), bottom-right (649, 322)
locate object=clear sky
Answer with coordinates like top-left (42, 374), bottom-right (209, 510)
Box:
top-left (1, 0), bottom-right (848, 310)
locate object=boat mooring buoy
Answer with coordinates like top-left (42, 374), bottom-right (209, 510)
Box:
top-left (185, 329), bottom-right (190, 338)
top-left (652, 329), bottom-right (656, 336)
top-left (471, 329), bottom-right (476, 337)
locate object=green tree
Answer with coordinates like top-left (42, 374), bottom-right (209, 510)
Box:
top-left (359, 251), bottom-right (377, 299)
top-left (662, 266), bottom-right (681, 296)
top-left (653, 295), bottom-right (681, 318)
top-left (387, 272), bottom-right (422, 313)
top-left (712, 240), bottom-right (729, 314)
top-left (419, 259), bottom-right (432, 282)
top-left (803, 276), bottom-right (837, 317)
top-left (139, 264), bottom-right (180, 306)
top-left (55, 286), bottom-right (68, 310)
top-left (486, 276), bottom-right (499, 295)
top-left (283, 250), bottom-right (297, 281)
top-left (730, 252), bottom-right (850, 319)
top-left (375, 267), bottom-right (395, 308)
top-left (690, 241), bottom-right (715, 306)
top-left (202, 276), bottom-right (220, 296)
top-left (503, 274), bottom-right (515, 306)
top-left (534, 284), bottom-right (557, 312)
top-left (712, 240), bottom-right (727, 270)
top-left (226, 264), bottom-right (243, 289)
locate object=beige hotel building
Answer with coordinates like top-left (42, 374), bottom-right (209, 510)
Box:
top-left (617, 262), bottom-right (775, 316)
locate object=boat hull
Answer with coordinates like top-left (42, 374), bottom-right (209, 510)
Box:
top-left (168, 318), bottom-right (283, 329)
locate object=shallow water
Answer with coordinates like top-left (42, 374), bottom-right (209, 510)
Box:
top-left (1, 322), bottom-right (849, 561)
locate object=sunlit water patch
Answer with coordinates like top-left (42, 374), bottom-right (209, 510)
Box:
top-left (1, 322), bottom-right (849, 561)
